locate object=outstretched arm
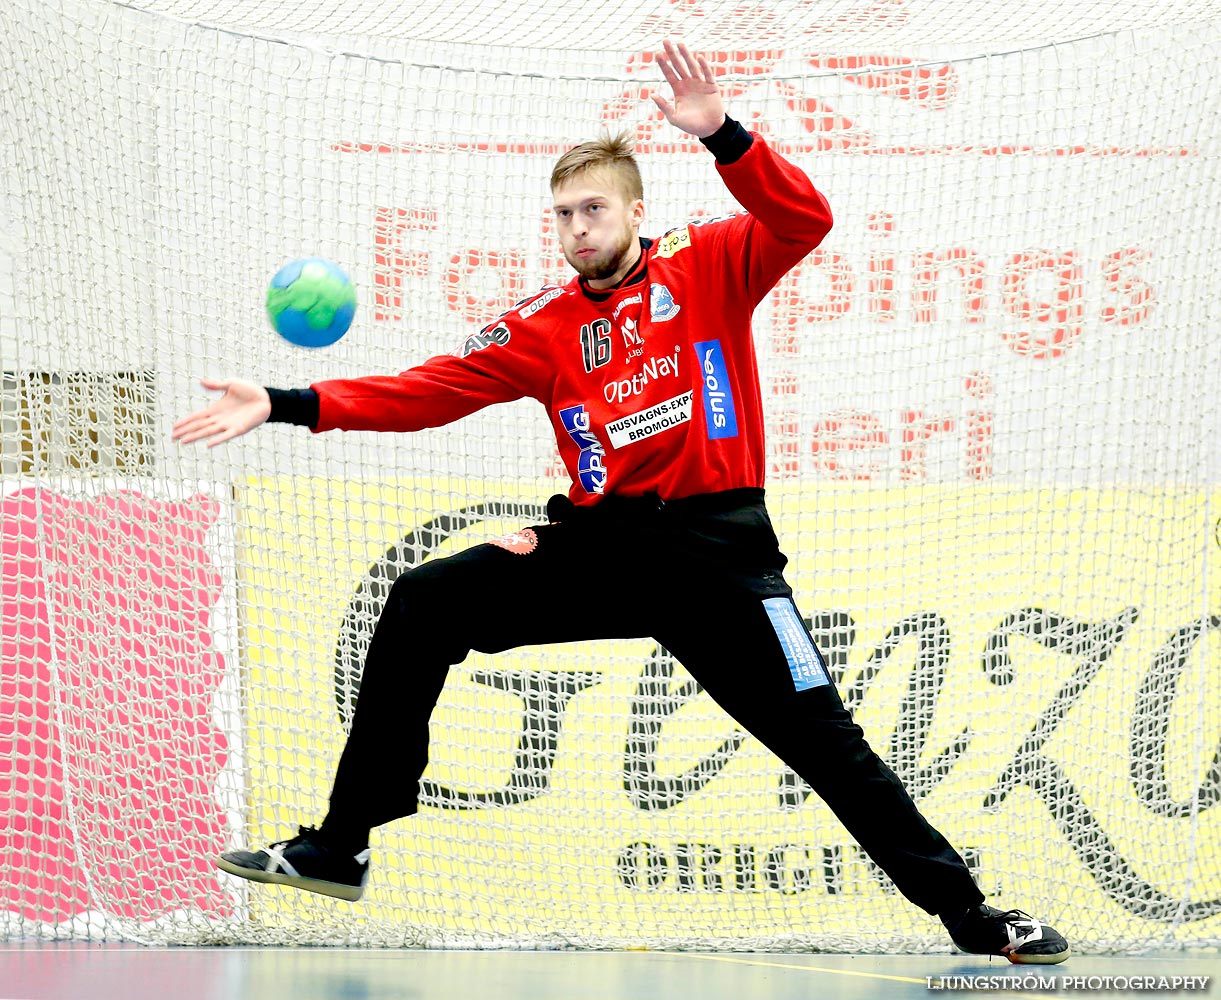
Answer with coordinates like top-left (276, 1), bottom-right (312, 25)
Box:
top-left (650, 40), bottom-right (726, 138)
top-left (650, 39), bottom-right (833, 301)
top-left (172, 377), bottom-right (271, 447)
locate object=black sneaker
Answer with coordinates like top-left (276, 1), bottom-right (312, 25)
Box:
top-left (943, 903), bottom-right (1071, 964)
top-left (216, 826), bottom-right (370, 902)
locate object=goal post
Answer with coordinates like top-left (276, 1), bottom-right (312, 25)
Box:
top-left (1, 0), bottom-right (1219, 951)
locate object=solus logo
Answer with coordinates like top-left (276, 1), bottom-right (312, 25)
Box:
top-left (694, 340), bottom-right (738, 439)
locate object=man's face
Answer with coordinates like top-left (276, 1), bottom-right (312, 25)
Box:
top-left (552, 171), bottom-right (645, 288)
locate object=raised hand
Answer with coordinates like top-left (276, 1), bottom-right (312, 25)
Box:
top-left (650, 40), bottom-right (726, 139)
top-left (171, 377), bottom-right (271, 447)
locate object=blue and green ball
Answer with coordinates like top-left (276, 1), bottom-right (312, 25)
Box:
top-left (266, 258), bottom-right (356, 348)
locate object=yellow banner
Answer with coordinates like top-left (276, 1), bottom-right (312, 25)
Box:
top-left (234, 478), bottom-right (1221, 948)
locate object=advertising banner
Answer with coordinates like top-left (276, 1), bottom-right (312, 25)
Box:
top-left (234, 477), bottom-right (1221, 947)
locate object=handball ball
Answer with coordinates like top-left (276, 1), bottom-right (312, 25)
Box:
top-left (266, 257), bottom-right (356, 348)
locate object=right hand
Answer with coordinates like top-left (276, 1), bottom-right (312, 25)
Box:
top-left (171, 377), bottom-right (271, 447)
top-left (650, 40), bottom-right (726, 139)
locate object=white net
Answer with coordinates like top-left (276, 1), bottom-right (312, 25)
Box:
top-left (2, 0), bottom-right (1219, 952)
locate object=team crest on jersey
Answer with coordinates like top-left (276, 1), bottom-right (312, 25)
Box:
top-left (649, 283), bottom-right (681, 322)
top-left (655, 226), bottom-right (691, 258)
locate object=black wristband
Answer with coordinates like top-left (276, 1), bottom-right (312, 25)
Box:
top-left (266, 387), bottom-right (319, 428)
top-left (700, 115), bottom-right (754, 165)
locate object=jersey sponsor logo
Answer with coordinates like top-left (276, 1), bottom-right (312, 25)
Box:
top-left (603, 345), bottom-right (681, 403)
top-left (762, 597), bottom-right (830, 692)
top-left (558, 404), bottom-right (607, 494)
top-left (694, 339), bottom-right (739, 439)
top-left (620, 316), bottom-right (644, 349)
top-left (611, 292), bottom-right (642, 320)
top-left (655, 226), bottom-right (692, 259)
top-left (606, 391), bottom-right (692, 449)
top-left (649, 283), bottom-right (681, 322)
top-left (519, 286), bottom-right (565, 319)
top-left (459, 322), bottom-right (510, 358)
top-left (488, 528), bottom-right (539, 555)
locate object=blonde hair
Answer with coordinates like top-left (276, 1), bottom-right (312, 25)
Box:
top-left (550, 131), bottom-right (643, 203)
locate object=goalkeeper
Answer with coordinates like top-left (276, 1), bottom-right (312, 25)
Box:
top-left (173, 40), bottom-right (1069, 965)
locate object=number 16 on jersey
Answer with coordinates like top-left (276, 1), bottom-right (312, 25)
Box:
top-left (580, 318), bottom-right (613, 372)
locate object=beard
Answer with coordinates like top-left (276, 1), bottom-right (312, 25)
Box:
top-left (565, 224), bottom-right (638, 281)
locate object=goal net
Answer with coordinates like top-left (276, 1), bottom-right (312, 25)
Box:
top-left (2, 0), bottom-right (1219, 953)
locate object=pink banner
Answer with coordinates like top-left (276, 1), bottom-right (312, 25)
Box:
top-left (1, 488), bottom-right (232, 922)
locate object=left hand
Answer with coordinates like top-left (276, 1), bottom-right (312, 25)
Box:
top-left (651, 40), bottom-right (726, 139)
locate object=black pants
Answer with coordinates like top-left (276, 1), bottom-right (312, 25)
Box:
top-left (324, 488), bottom-right (984, 916)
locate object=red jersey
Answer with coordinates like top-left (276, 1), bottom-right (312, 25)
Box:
top-left (311, 135), bottom-right (832, 505)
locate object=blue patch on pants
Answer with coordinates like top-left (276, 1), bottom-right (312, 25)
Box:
top-left (762, 598), bottom-right (830, 691)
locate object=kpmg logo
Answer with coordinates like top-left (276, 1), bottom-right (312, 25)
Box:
top-left (558, 404), bottom-right (607, 494)
top-left (649, 283), bottom-right (681, 322)
top-left (694, 339), bottom-right (738, 439)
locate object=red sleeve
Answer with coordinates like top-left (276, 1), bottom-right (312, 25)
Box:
top-left (309, 315), bottom-right (541, 433)
top-left (713, 134), bottom-right (833, 304)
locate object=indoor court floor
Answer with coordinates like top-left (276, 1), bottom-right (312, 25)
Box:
top-left (1, 943), bottom-right (1217, 1000)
